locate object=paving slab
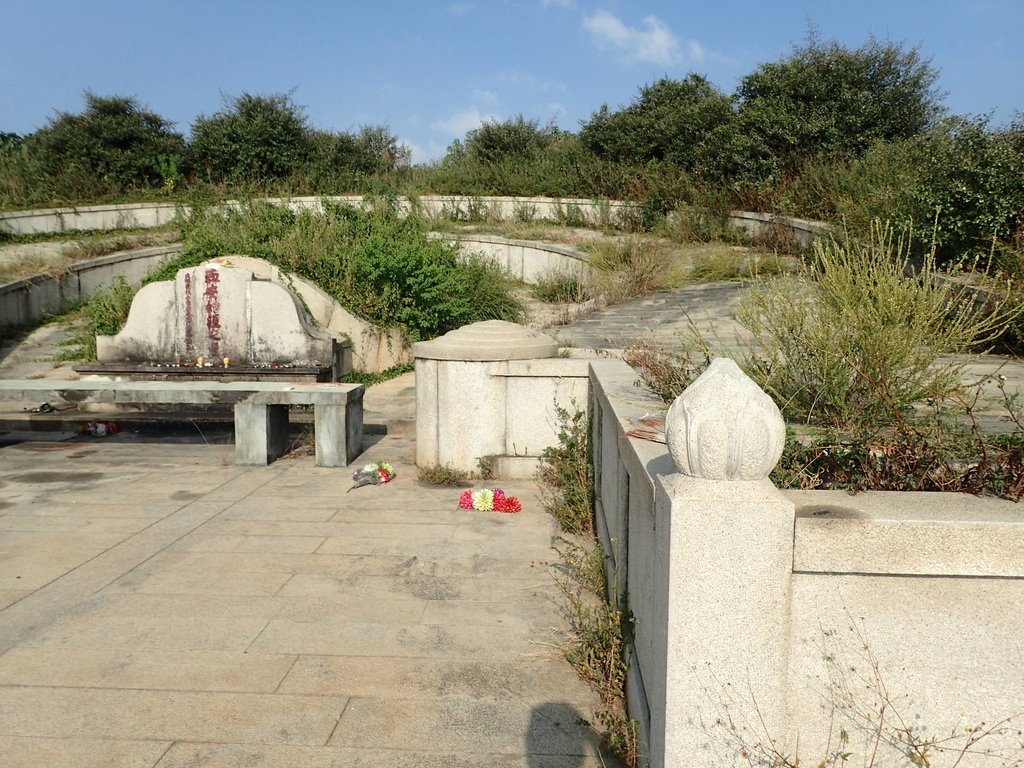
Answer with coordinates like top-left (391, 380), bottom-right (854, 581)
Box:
top-left (0, 736), bottom-right (172, 768)
top-left (0, 436), bottom-right (619, 767)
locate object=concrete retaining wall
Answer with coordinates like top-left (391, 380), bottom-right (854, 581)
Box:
top-left (0, 245), bottom-right (182, 327)
top-left (0, 197), bottom-right (829, 247)
top-left (443, 233), bottom-right (590, 283)
top-left (589, 356), bottom-right (1024, 767)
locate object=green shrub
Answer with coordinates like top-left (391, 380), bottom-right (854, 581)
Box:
top-left (737, 224), bottom-right (1017, 427)
top-left (585, 236), bottom-right (678, 301)
top-left (579, 75), bottom-right (735, 174)
top-left (176, 200), bottom-right (523, 341)
top-left (2, 93), bottom-right (185, 206)
top-left (189, 93), bottom-right (312, 184)
top-left (60, 275), bottom-right (137, 360)
top-left (731, 33), bottom-right (942, 185)
top-left (530, 270), bottom-right (591, 303)
top-left (537, 403), bottom-right (593, 537)
top-left (779, 117), bottom-right (1024, 266)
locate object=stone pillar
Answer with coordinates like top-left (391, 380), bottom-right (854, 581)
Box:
top-left (412, 320), bottom-right (559, 473)
top-left (650, 358), bottom-right (794, 768)
top-left (233, 402), bottom-right (290, 465)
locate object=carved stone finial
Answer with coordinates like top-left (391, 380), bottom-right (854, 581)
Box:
top-left (665, 358), bottom-right (785, 480)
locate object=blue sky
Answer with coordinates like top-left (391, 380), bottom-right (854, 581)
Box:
top-left (2, 1), bottom-right (1021, 163)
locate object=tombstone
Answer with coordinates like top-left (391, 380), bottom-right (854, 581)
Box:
top-left (78, 259), bottom-right (351, 382)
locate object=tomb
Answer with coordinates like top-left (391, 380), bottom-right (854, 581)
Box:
top-left (74, 258), bottom-right (352, 382)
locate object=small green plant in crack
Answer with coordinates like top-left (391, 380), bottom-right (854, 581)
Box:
top-left (475, 456), bottom-right (496, 481)
top-left (538, 402), bottom-right (640, 766)
top-left (537, 401), bottom-right (594, 537)
top-left (417, 463), bottom-right (471, 486)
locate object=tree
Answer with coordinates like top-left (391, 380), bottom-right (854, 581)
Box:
top-left (461, 115), bottom-right (563, 166)
top-left (579, 74), bottom-right (735, 174)
top-left (732, 33), bottom-right (944, 183)
top-left (353, 124), bottom-right (409, 173)
top-left (188, 92), bottom-right (311, 183)
top-left (25, 93), bottom-right (184, 193)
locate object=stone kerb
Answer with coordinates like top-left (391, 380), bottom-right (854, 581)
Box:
top-left (413, 319), bottom-right (589, 478)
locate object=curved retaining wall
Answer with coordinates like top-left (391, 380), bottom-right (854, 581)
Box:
top-left (441, 233), bottom-right (590, 282)
top-left (0, 233), bottom-right (593, 331)
top-left (0, 196), bottom-right (829, 246)
top-left (0, 245), bottom-right (182, 328)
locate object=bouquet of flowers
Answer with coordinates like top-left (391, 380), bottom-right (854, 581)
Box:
top-left (348, 461), bottom-right (396, 492)
top-left (458, 488), bottom-right (522, 514)
top-left (82, 421), bottom-right (120, 437)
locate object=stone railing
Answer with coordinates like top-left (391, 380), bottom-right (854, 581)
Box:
top-left (590, 355), bottom-right (1024, 768)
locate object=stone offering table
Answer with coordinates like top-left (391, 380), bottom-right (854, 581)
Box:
top-left (0, 379), bottom-right (364, 467)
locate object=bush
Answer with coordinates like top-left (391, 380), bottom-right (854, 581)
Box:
top-left (4, 93), bottom-right (184, 205)
top-left (784, 118), bottom-right (1024, 265)
top-left (188, 92), bottom-right (312, 184)
top-left (530, 270), bottom-right (591, 303)
top-left (737, 224), bottom-right (1017, 427)
top-left (585, 236), bottom-right (678, 301)
top-left (177, 200), bottom-right (523, 341)
top-left (731, 33), bottom-right (942, 186)
top-left (579, 75), bottom-right (735, 176)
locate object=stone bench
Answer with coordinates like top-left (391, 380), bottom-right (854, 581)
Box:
top-left (0, 379), bottom-right (364, 467)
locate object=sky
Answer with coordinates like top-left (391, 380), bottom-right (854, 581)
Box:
top-left (2, 1), bottom-right (1022, 164)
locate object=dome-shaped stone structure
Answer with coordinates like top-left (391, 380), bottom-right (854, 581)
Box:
top-left (412, 320), bottom-right (558, 362)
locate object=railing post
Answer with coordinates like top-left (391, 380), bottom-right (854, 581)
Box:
top-left (650, 358), bottom-right (795, 767)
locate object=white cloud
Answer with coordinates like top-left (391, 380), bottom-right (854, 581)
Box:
top-left (404, 138), bottom-right (449, 164)
top-left (688, 40), bottom-right (707, 63)
top-left (583, 10), bottom-right (680, 66)
top-left (446, 3), bottom-right (476, 16)
top-left (540, 0), bottom-right (574, 7)
top-left (496, 69), bottom-right (568, 93)
top-left (432, 107), bottom-right (500, 139)
top-left (471, 89), bottom-right (500, 106)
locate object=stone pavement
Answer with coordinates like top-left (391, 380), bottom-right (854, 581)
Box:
top-left (0, 431), bottom-right (616, 767)
top-left (546, 281), bottom-right (752, 357)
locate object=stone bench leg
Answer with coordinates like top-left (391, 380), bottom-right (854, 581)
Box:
top-left (314, 401), bottom-right (363, 467)
top-left (234, 403), bottom-right (290, 465)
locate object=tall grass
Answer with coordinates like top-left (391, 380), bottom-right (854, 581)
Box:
top-left (738, 224), bottom-right (1018, 427)
top-left (584, 236), bottom-right (680, 302)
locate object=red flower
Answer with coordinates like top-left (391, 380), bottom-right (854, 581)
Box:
top-left (458, 490), bottom-right (474, 509)
top-left (495, 496), bottom-right (522, 513)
